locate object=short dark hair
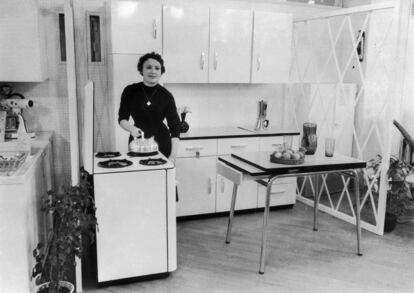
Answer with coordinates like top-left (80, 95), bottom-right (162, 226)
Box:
top-left (137, 52), bottom-right (166, 74)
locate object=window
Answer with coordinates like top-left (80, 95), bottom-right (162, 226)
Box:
top-left (58, 13), bottom-right (66, 62)
top-left (89, 15), bottom-right (102, 62)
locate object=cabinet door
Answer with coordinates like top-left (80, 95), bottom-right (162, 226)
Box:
top-left (251, 11), bottom-right (292, 83)
top-left (94, 171), bottom-right (167, 282)
top-left (176, 157), bottom-right (216, 216)
top-left (209, 9), bottom-right (253, 83)
top-left (0, 0), bottom-right (47, 81)
top-left (258, 182), bottom-right (296, 207)
top-left (163, 5), bottom-right (209, 83)
top-left (111, 1), bottom-right (161, 54)
top-left (216, 173), bottom-right (258, 212)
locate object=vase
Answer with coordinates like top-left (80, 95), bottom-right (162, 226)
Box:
top-left (383, 212), bottom-right (397, 233)
top-left (179, 113), bottom-right (189, 133)
top-left (301, 123), bottom-right (317, 155)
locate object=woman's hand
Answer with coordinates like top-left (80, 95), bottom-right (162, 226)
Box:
top-left (120, 120), bottom-right (142, 138)
top-left (130, 127), bottom-right (142, 138)
top-left (169, 137), bottom-right (179, 165)
top-left (168, 155), bottom-right (176, 165)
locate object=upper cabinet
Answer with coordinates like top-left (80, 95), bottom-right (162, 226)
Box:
top-left (0, 0), bottom-right (47, 82)
top-left (163, 6), bottom-right (252, 83)
top-left (110, 0), bottom-right (162, 54)
top-left (111, 2), bottom-right (293, 84)
top-left (251, 11), bottom-right (292, 83)
top-left (163, 5), bottom-right (209, 83)
top-left (209, 9), bottom-right (253, 83)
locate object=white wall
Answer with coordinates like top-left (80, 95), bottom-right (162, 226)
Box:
top-left (401, 18), bottom-right (414, 139)
top-left (165, 83), bottom-right (285, 129)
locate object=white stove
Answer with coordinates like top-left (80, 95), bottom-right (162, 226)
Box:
top-left (82, 82), bottom-right (177, 286)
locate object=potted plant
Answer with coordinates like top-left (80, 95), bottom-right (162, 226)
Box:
top-left (366, 155), bottom-right (414, 232)
top-left (31, 178), bottom-right (98, 293)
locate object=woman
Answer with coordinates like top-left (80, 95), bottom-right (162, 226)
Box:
top-left (118, 52), bottom-right (180, 163)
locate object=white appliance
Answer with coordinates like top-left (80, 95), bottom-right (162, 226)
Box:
top-left (83, 82), bottom-right (177, 285)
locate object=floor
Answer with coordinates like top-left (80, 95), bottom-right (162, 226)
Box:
top-left (84, 203), bottom-right (414, 293)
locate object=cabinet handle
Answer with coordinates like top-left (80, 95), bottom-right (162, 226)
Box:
top-left (257, 56), bottom-right (261, 71)
top-left (200, 52), bottom-right (205, 70)
top-left (207, 178), bottom-right (212, 194)
top-left (221, 178), bottom-right (225, 193)
top-left (230, 144), bottom-right (247, 149)
top-left (185, 146), bottom-right (204, 151)
top-left (214, 52), bottom-right (218, 70)
top-left (152, 19), bottom-right (157, 39)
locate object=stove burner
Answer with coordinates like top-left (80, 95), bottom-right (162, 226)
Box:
top-left (139, 158), bottom-right (167, 166)
top-left (127, 151), bottom-right (158, 157)
top-left (98, 159), bottom-right (133, 168)
top-left (95, 152), bottom-right (121, 158)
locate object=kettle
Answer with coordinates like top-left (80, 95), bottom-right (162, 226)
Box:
top-left (128, 130), bottom-right (159, 154)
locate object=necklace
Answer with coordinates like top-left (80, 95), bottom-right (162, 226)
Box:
top-left (141, 84), bottom-right (158, 106)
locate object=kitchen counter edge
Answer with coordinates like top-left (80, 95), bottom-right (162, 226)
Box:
top-left (179, 127), bottom-right (300, 140)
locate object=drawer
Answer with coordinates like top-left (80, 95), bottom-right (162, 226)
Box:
top-left (259, 136), bottom-right (283, 152)
top-left (217, 137), bottom-right (259, 155)
top-left (258, 182), bottom-right (297, 207)
top-left (177, 139), bottom-right (217, 158)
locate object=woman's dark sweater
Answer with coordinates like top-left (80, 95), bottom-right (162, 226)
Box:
top-left (118, 82), bottom-right (180, 157)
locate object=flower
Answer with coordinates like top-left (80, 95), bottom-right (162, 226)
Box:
top-left (178, 106), bottom-right (191, 114)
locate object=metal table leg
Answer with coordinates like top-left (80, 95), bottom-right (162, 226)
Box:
top-left (226, 184), bottom-right (238, 244)
top-left (313, 175), bottom-right (319, 231)
top-left (352, 169), bottom-right (363, 256)
top-left (259, 178), bottom-right (274, 274)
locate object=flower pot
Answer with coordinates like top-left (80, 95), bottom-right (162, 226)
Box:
top-left (384, 212), bottom-right (397, 233)
top-left (33, 280), bottom-right (74, 293)
top-left (179, 113), bottom-right (189, 133)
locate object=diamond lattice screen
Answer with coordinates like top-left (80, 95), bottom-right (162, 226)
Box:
top-left (287, 6), bottom-right (398, 235)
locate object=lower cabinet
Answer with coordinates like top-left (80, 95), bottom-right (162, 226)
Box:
top-left (257, 181), bottom-right (297, 208)
top-left (176, 135), bottom-right (298, 217)
top-left (176, 156), bottom-right (217, 216)
top-left (216, 175), bottom-right (258, 212)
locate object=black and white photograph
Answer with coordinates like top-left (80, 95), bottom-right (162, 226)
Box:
top-left (0, 0), bottom-right (413, 292)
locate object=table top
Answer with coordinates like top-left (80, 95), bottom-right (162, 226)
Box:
top-left (218, 151), bottom-right (366, 176)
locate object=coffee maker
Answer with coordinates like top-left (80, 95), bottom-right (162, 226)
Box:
top-left (254, 100), bottom-right (269, 130)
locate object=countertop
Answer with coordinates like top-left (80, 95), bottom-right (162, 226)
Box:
top-left (179, 126), bottom-right (300, 140)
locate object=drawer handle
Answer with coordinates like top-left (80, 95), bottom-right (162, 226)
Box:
top-left (152, 19), bottom-right (157, 39)
top-left (207, 178), bottom-right (212, 194)
top-left (200, 52), bottom-right (205, 70)
top-left (230, 144), bottom-right (247, 149)
top-left (185, 146), bottom-right (204, 151)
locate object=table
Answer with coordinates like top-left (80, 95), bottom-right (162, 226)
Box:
top-left (217, 151), bottom-right (366, 274)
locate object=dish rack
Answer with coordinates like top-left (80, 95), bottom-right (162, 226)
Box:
top-left (0, 151), bottom-right (28, 174)
top-left (0, 140), bottom-right (30, 175)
